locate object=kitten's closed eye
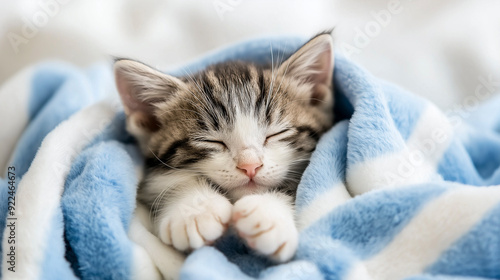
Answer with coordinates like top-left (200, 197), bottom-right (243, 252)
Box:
top-left (199, 139), bottom-right (227, 149)
top-left (265, 129), bottom-right (292, 144)
top-left (197, 130), bottom-right (293, 149)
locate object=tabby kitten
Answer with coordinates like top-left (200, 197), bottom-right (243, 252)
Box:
top-left (114, 33), bottom-right (334, 262)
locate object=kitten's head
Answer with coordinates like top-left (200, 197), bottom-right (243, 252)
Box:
top-left (115, 33), bottom-right (335, 200)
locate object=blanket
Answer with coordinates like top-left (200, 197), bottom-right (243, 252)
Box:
top-left (1, 36), bottom-right (500, 280)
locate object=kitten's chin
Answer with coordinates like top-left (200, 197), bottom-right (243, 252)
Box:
top-left (245, 181), bottom-right (258, 188)
top-left (227, 181), bottom-right (267, 201)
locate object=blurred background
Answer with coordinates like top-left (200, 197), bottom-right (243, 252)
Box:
top-left (1, 0), bottom-right (499, 110)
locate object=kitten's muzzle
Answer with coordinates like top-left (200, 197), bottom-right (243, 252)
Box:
top-left (236, 162), bottom-right (263, 179)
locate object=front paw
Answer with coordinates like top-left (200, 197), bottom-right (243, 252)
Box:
top-left (158, 191), bottom-right (232, 251)
top-left (232, 194), bottom-right (298, 262)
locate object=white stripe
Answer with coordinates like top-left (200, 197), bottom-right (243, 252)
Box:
top-left (0, 68), bottom-right (32, 176)
top-left (128, 203), bottom-right (185, 280)
top-left (297, 183), bottom-right (352, 230)
top-left (344, 262), bottom-right (372, 280)
top-left (364, 185), bottom-right (500, 280)
top-left (347, 104), bottom-right (452, 195)
top-left (130, 243), bottom-right (162, 280)
top-left (1, 102), bottom-right (117, 280)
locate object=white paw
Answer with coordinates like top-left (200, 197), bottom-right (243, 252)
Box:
top-left (232, 193), bottom-right (298, 262)
top-left (158, 190), bottom-right (232, 251)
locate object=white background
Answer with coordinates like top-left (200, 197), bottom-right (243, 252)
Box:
top-left (1, 0), bottom-right (499, 110)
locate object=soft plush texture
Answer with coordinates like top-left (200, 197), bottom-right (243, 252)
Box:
top-left (1, 36), bottom-right (500, 280)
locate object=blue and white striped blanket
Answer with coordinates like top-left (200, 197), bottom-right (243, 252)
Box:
top-left (1, 36), bottom-right (500, 280)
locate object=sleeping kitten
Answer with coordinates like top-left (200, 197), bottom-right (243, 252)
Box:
top-left (114, 32), bottom-right (335, 262)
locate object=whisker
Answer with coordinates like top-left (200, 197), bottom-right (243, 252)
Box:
top-left (150, 189), bottom-right (168, 222)
top-left (180, 69), bottom-right (212, 112)
top-left (274, 42), bottom-right (292, 99)
top-left (266, 42), bottom-right (276, 108)
top-left (154, 190), bottom-right (171, 224)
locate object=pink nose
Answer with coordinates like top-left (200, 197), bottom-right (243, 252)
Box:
top-left (237, 162), bottom-right (263, 178)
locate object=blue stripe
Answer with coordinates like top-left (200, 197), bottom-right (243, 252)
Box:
top-left (10, 62), bottom-right (104, 180)
top-left (40, 210), bottom-right (78, 280)
top-left (61, 141), bottom-right (138, 279)
top-left (0, 63), bottom-right (108, 274)
top-left (181, 246), bottom-right (254, 280)
top-left (301, 184), bottom-right (447, 259)
top-left (426, 203), bottom-right (500, 278)
top-left (296, 235), bottom-right (361, 280)
top-left (334, 56), bottom-right (426, 165)
top-left (405, 274), bottom-right (490, 280)
top-left (438, 138), bottom-right (481, 185)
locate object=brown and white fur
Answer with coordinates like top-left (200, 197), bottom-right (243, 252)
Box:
top-left (114, 33), bottom-right (335, 262)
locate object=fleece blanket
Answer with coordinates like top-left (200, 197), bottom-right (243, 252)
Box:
top-left (1, 36), bottom-right (500, 280)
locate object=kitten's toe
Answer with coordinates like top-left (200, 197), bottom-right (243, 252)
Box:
top-left (186, 217), bottom-right (206, 248)
top-left (170, 220), bottom-right (190, 251)
top-left (233, 194), bottom-right (298, 262)
top-left (159, 193), bottom-right (232, 251)
top-left (196, 213), bottom-right (227, 242)
top-left (269, 238), bottom-right (298, 263)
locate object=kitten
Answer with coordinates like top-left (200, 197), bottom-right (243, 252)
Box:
top-left (114, 32), bottom-right (335, 262)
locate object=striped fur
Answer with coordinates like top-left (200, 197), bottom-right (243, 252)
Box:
top-left (115, 32), bottom-right (335, 260)
top-left (140, 58), bottom-right (333, 200)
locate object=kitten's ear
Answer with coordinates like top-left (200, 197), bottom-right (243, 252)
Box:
top-left (114, 59), bottom-right (186, 133)
top-left (277, 33), bottom-right (334, 106)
